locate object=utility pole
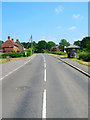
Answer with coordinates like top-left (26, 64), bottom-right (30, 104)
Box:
top-left (31, 35), bottom-right (32, 55)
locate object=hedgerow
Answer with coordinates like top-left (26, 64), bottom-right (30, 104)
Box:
top-left (78, 52), bottom-right (90, 62)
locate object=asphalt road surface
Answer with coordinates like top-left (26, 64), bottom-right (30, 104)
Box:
top-left (2, 54), bottom-right (88, 118)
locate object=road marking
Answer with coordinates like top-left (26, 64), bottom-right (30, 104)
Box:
top-left (0, 55), bottom-right (36, 81)
top-left (42, 89), bottom-right (46, 118)
top-left (44, 62), bottom-right (46, 68)
top-left (42, 54), bottom-right (47, 118)
top-left (44, 68), bottom-right (46, 82)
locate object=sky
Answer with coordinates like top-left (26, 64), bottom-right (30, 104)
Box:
top-left (2, 2), bottom-right (88, 44)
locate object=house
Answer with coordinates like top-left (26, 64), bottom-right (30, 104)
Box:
top-left (15, 39), bottom-right (24, 52)
top-left (50, 45), bottom-right (60, 52)
top-left (2, 36), bottom-right (19, 53)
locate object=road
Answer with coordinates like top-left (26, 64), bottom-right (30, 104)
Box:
top-left (1, 54), bottom-right (88, 118)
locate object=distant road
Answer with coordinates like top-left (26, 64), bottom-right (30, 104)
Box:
top-left (2, 54), bottom-right (88, 118)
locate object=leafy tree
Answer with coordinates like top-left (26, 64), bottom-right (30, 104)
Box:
top-left (59, 39), bottom-right (70, 52)
top-left (80, 37), bottom-right (90, 50)
top-left (0, 40), bottom-right (4, 49)
top-left (74, 40), bottom-right (81, 46)
top-left (21, 42), bottom-right (28, 48)
top-left (26, 48), bottom-right (31, 52)
top-left (37, 40), bottom-right (47, 53)
top-left (46, 41), bottom-right (56, 51)
top-left (86, 39), bottom-right (90, 52)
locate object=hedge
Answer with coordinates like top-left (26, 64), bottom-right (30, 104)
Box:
top-left (50, 51), bottom-right (65, 55)
top-left (78, 52), bottom-right (90, 62)
top-left (0, 52), bottom-right (27, 58)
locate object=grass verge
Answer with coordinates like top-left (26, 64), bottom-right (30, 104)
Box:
top-left (49, 53), bottom-right (90, 67)
top-left (0, 56), bottom-right (30, 64)
top-left (68, 58), bottom-right (90, 67)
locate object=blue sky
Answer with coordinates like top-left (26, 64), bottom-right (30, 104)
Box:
top-left (2, 2), bottom-right (88, 44)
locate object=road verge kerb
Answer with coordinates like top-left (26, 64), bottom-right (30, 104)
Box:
top-left (0, 54), bottom-right (36, 81)
top-left (50, 54), bottom-right (90, 78)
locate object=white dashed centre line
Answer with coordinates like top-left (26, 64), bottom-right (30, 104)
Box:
top-left (44, 68), bottom-right (46, 82)
top-left (42, 89), bottom-right (46, 118)
top-left (42, 54), bottom-right (47, 119)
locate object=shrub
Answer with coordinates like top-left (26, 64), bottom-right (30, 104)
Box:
top-left (9, 52), bottom-right (23, 58)
top-left (78, 52), bottom-right (90, 62)
top-left (0, 52), bottom-right (27, 59)
top-left (50, 51), bottom-right (65, 55)
top-left (1, 53), bottom-right (7, 58)
top-left (26, 52), bottom-right (31, 57)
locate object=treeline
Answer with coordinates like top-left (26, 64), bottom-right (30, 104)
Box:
top-left (74, 37), bottom-right (90, 52)
top-left (21, 39), bottom-right (71, 53)
top-left (21, 36), bottom-right (90, 53)
top-left (21, 40), bottom-right (56, 53)
top-left (1, 36), bottom-right (90, 54)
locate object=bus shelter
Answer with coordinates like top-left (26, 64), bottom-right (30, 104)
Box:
top-left (65, 44), bottom-right (80, 58)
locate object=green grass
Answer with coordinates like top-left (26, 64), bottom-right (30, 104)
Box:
top-left (68, 58), bottom-right (90, 67)
top-left (50, 53), bottom-right (90, 67)
top-left (0, 61), bottom-right (9, 64)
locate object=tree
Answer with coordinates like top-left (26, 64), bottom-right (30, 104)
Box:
top-left (59, 39), bottom-right (70, 52)
top-left (74, 40), bottom-right (81, 46)
top-left (46, 41), bottom-right (56, 51)
top-left (37, 40), bottom-right (47, 53)
top-left (21, 42), bottom-right (28, 48)
top-left (80, 37), bottom-right (90, 50)
top-left (86, 38), bottom-right (90, 52)
top-left (0, 40), bottom-right (4, 49)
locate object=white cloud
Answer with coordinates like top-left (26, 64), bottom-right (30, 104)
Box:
top-left (73, 14), bottom-right (80, 19)
top-left (41, 36), bottom-right (46, 40)
top-left (57, 26), bottom-right (62, 29)
top-left (55, 6), bottom-right (64, 14)
top-left (68, 26), bottom-right (76, 30)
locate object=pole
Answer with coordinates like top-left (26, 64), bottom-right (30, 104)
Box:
top-left (31, 35), bottom-right (32, 55)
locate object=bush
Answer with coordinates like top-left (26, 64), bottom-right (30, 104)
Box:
top-left (0, 52), bottom-right (27, 58)
top-left (1, 53), bottom-right (7, 58)
top-left (26, 52), bottom-right (31, 57)
top-left (78, 52), bottom-right (90, 62)
top-left (9, 52), bottom-right (23, 58)
top-left (50, 51), bottom-right (65, 55)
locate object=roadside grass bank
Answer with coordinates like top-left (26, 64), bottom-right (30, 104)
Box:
top-left (68, 58), bottom-right (90, 67)
top-left (0, 51), bottom-right (34, 64)
top-left (0, 56), bottom-right (30, 64)
top-left (49, 53), bottom-right (90, 67)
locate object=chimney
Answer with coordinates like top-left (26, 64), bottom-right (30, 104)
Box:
top-left (16, 39), bottom-right (19, 42)
top-left (8, 36), bottom-right (10, 40)
top-left (12, 38), bottom-right (14, 41)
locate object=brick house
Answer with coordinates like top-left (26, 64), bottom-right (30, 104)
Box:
top-left (50, 45), bottom-right (60, 52)
top-left (15, 39), bottom-right (24, 53)
top-left (2, 36), bottom-right (20, 53)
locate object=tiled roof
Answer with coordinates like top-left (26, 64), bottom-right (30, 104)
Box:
top-left (2, 40), bottom-right (18, 48)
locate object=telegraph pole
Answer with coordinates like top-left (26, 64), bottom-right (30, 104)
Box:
top-left (31, 35), bottom-right (32, 55)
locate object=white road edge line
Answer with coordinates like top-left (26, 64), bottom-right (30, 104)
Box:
top-left (42, 89), bottom-right (46, 118)
top-left (49, 54), bottom-right (90, 77)
top-left (0, 55), bottom-right (35, 81)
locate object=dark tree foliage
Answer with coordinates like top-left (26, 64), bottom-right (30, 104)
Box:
top-left (0, 40), bottom-right (4, 49)
top-left (46, 41), bottom-right (56, 51)
top-left (81, 37), bottom-right (90, 49)
top-left (74, 40), bottom-right (81, 46)
top-left (73, 37), bottom-right (90, 52)
top-left (59, 39), bottom-right (70, 52)
top-left (37, 40), bottom-right (47, 53)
